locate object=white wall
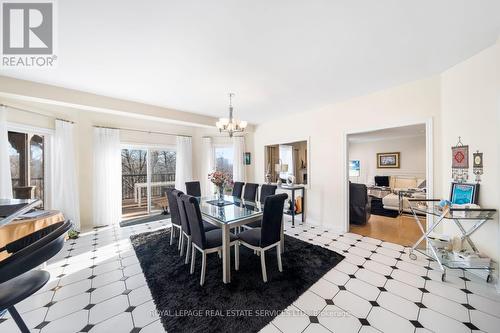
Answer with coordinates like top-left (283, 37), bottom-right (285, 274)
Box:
top-left (348, 136), bottom-right (426, 185)
top-left (253, 38), bottom-right (500, 277)
top-left (440, 40), bottom-right (500, 265)
top-left (253, 76), bottom-right (442, 231)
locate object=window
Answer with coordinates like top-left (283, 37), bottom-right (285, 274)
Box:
top-left (121, 146), bottom-right (176, 219)
top-left (8, 131), bottom-right (46, 206)
top-left (214, 145), bottom-right (234, 177)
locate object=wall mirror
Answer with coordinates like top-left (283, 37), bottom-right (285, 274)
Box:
top-left (264, 140), bottom-right (309, 185)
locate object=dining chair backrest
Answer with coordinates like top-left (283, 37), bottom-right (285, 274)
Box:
top-left (260, 184), bottom-right (277, 204)
top-left (232, 182), bottom-right (245, 199)
top-left (260, 193), bottom-right (288, 247)
top-left (166, 189), bottom-right (182, 226)
top-left (243, 183), bottom-right (259, 201)
top-left (176, 192), bottom-right (191, 235)
top-left (0, 220), bottom-right (72, 283)
top-left (182, 194), bottom-right (207, 249)
top-left (185, 181), bottom-right (202, 197)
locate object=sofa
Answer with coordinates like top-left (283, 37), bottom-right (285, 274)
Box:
top-left (382, 176), bottom-right (426, 212)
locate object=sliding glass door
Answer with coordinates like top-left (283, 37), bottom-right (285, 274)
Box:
top-left (121, 146), bottom-right (176, 219)
top-left (121, 148), bottom-right (149, 219)
top-left (150, 149), bottom-right (176, 214)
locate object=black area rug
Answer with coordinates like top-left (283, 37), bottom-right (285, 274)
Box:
top-left (370, 197), bottom-right (399, 218)
top-left (131, 230), bottom-right (344, 333)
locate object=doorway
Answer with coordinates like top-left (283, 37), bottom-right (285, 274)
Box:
top-left (121, 146), bottom-right (176, 221)
top-left (345, 121), bottom-right (432, 247)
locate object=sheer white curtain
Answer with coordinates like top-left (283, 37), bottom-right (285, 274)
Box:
top-left (200, 137), bottom-right (214, 196)
top-left (0, 106), bottom-right (12, 199)
top-left (175, 136), bottom-right (193, 192)
top-left (279, 145), bottom-right (294, 179)
top-left (93, 128), bottom-right (122, 227)
top-left (233, 136), bottom-right (246, 182)
top-left (53, 120), bottom-right (81, 229)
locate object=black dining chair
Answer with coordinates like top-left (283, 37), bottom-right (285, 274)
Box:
top-left (260, 184), bottom-right (278, 205)
top-left (243, 183), bottom-right (259, 201)
top-left (166, 189), bottom-right (183, 248)
top-left (185, 181), bottom-right (202, 197)
top-left (182, 194), bottom-right (239, 286)
top-left (244, 184), bottom-right (278, 229)
top-left (236, 193), bottom-right (288, 282)
top-left (232, 182), bottom-right (245, 199)
top-left (0, 220), bottom-right (72, 333)
top-left (177, 193), bottom-right (218, 264)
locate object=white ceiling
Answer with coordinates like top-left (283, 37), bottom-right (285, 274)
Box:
top-left (2, 0), bottom-right (500, 124)
top-left (348, 123), bottom-right (426, 143)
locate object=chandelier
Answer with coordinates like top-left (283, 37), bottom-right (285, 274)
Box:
top-left (215, 93), bottom-right (247, 137)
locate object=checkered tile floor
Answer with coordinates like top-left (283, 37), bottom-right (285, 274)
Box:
top-left (1, 219), bottom-right (499, 333)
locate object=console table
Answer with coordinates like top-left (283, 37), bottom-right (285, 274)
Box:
top-left (277, 184), bottom-right (305, 226)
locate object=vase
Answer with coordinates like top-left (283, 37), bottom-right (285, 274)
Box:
top-left (217, 185), bottom-right (225, 203)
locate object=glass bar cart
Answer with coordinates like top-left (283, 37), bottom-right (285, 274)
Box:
top-left (408, 199), bottom-right (497, 282)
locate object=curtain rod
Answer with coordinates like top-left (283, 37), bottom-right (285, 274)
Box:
top-left (93, 125), bottom-right (192, 138)
top-left (0, 103), bottom-right (74, 124)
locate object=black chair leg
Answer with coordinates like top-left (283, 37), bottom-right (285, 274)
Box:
top-left (8, 306), bottom-right (30, 333)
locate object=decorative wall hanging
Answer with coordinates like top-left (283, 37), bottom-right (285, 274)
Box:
top-left (451, 137), bottom-right (469, 183)
top-left (473, 150), bottom-right (483, 183)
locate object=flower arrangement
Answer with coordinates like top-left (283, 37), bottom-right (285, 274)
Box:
top-left (208, 171), bottom-right (232, 201)
top-left (208, 171), bottom-right (232, 187)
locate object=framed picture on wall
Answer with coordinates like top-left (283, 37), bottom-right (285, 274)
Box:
top-left (377, 152), bottom-right (400, 168)
top-left (450, 182), bottom-right (479, 205)
top-left (349, 160), bottom-right (360, 177)
top-left (244, 152), bottom-right (251, 165)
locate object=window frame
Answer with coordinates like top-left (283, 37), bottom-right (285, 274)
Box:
top-left (7, 122), bottom-right (54, 209)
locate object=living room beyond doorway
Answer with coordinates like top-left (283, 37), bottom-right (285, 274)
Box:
top-left (347, 123), bottom-right (428, 247)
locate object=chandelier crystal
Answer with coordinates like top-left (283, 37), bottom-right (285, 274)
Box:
top-left (216, 93), bottom-right (247, 137)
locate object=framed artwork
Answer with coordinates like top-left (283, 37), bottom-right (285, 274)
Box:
top-left (452, 145), bottom-right (469, 169)
top-left (377, 152), bottom-right (400, 168)
top-left (450, 182), bottom-right (480, 205)
top-left (244, 152), bottom-right (251, 165)
top-left (349, 160), bottom-right (360, 177)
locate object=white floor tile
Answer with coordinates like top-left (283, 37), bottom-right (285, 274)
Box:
top-left (294, 291), bottom-right (327, 315)
top-left (308, 278), bottom-right (340, 300)
top-left (377, 291), bottom-right (419, 320)
top-left (422, 293), bottom-right (469, 322)
top-left (318, 305), bottom-right (361, 333)
top-left (333, 290), bottom-right (372, 318)
top-left (418, 308), bottom-right (471, 333)
top-left (272, 305), bottom-right (310, 333)
top-left (367, 306), bottom-right (415, 333)
top-left (45, 292), bottom-right (90, 321)
top-left (89, 312), bottom-right (133, 333)
top-left (131, 300), bottom-right (159, 327)
top-left (89, 295), bottom-right (129, 324)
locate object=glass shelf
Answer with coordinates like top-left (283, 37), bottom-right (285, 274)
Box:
top-left (409, 202), bottom-right (497, 220)
top-left (413, 248), bottom-right (491, 270)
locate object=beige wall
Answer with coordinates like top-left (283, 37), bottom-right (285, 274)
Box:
top-left (252, 76), bottom-right (441, 230)
top-left (3, 103), bottom-right (254, 231)
top-left (440, 41), bottom-right (500, 265)
top-left (349, 135), bottom-right (426, 185)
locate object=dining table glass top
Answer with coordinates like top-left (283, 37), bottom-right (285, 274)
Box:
top-left (198, 195), bottom-right (263, 224)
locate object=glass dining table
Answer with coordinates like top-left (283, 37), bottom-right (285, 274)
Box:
top-left (198, 195), bottom-right (284, 284)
